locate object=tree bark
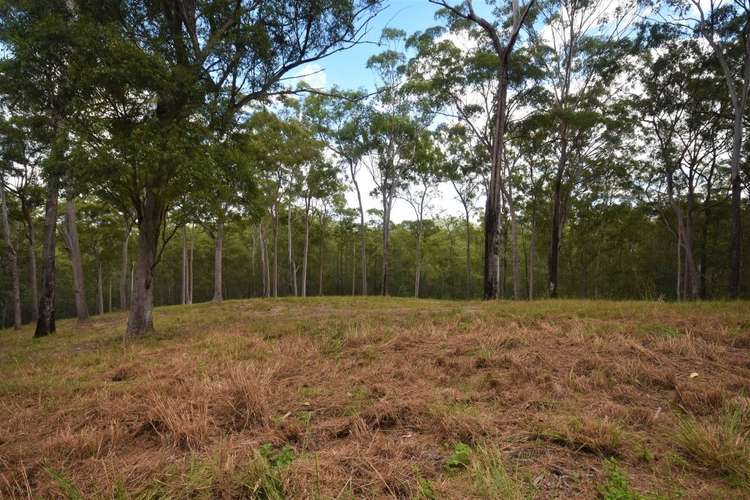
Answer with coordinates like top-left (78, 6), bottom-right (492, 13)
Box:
top-left (181, 225), bottom-right (188, 304)
top-left (0, 187), bottom-right (22, 329)
top-left (350, 160), bottom-right (367, 296)
top-left (548, 133), bottom-right (567, 298)
top-left (120, 219), bottom-right (131, 310)
top-left (288, 204), bottom-right (297, 296)
top-left (24, 211), bottom-right (38, 322)
top-left (302, 204), bottom-right (310, 297)
top-left (415, 217), bottom-right (423, 298)
top-left (97, 259), bottom-right (104, 315)
top-left (319, 212), bottom-right (326, 296)
top-left (62, 199), bottom-right (89, 321)
top-left (381, 194), bottom-right (392, 296)
top-left (259, 223), bottom-right (269, 297)
top-left (213, 219), bottom-right (224, 303)
top-left (126, 192), bottom-right (162, 336)
top-left (35, 176), bottom-right (59, 337)
top-left (272, 205), bottom-right (279, 298)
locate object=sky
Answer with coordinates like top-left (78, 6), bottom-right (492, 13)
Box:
top-left (287, 1), bottom-right (482, 224)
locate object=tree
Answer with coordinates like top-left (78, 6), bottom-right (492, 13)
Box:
top-left (426, 0), bottom-right (535, 299)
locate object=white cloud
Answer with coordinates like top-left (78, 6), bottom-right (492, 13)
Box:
top-left (288, 63), bottom-right (328, 89)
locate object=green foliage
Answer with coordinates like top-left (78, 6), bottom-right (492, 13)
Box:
top-left (597, 460), bottom-right (645, 500)
top-left (446, 442), bottom-right (472, 470)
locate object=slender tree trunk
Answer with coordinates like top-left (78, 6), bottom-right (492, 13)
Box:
top-left (258, 223), bottom-right (268, 297)
top-left (25, 212), bottom-right (39, 322)
top-left (319, 213), bottom-right (326, 296)
top-left (213, 219), bottom-right (224, 303)
top-left (549, 134), bottom-right (567, 298)
top-left (287, 204), bottom-right (297, 296)
top-left (463, 207), bottom-right (472, 299)
top-left (350, 161), bottom-right (367, 296)
top-left (97, 259), bottom-right (104, 315)
top-left (1, 188), bottom-right (21, 329)
top-left (35, 176), bottom-right (59, 337)
top-left (415, 217), bottom-right (423, 298)
top-left (187, 228), bottom-right (193, 304)
top-left (272, 206), bottom-right (279, 298)
top-left (126, 193), bottom-right (162, 336)
top-left (352, 241), bottom-right (356, 295)
top-left (506, 189), bottom-right (521, 300)
top-left (381, 195), bottom-right (392, 296)
top-left (62, 199), bottom-right (89, 321)
top-left (120, 220), bottom-right (131, 310)
top-left (529, 216), bottom-right (536, 300)
top-left (181, 226), bottom-right (187, 304)
top-left (302, 205), bottom-right (310, 297)
top-left (250, 228), bottom-right (257, 297)
top-left (108, 277), bottom-right (112, 312)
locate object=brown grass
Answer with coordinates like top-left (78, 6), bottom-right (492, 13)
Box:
top-left (0, 298), bottom-right (748, 498)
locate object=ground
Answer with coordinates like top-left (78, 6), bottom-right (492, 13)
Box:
top-left (1, 298), bottom-right (749, 499)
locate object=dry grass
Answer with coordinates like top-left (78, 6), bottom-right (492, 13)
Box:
top-left (0, 297), bottom-right (749, 498)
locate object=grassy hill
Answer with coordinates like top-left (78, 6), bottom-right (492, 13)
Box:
top-left (1, 298), bottom-right (749, 498)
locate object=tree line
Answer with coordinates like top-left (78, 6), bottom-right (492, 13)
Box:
top-left (1, 0), bottom-right (749, 335)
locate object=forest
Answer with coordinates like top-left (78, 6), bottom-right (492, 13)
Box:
top-left (2, 0), bottom-right (750, 497)
top-left (0, 0), bottom-right (747, 334)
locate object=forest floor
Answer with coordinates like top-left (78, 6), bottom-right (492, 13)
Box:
top-left (1, 298), bottom-right (750, 499)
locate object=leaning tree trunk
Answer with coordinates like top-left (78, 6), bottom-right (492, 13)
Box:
top-left (63, 199), bottom-right (89, 321)
top-left (0, 188), bottom-right (22, 329)
top-left (213, 219), bottom-right (224, 303)
top-left (35, 176), bottom-right (59, 337)
top-left (126, 193), bottom-right (162, 336)
top-left (25, 212), bottom-right (39, 322)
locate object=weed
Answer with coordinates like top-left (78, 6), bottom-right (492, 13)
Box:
top-left (597, 460), bottom-right (645, 500)
top-left (412, 466), bottom-right (436, 499)
top-left (470, 445), bottom-right (528, 499)
top-left (446, 442), bottom-right (472, 470)
top-left (535, 416), bottom-right (623, 456)
top-left (675, 400), bottom-right (750, 486)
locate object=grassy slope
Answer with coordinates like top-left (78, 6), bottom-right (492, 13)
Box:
top-left (1, 298), bottom-right (749, 498)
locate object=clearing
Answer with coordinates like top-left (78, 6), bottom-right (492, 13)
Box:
top-left (1, 298), bottom-right (749, 498)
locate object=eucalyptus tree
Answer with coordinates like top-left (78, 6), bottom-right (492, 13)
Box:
top-left (439, 125), bottom-right (485, 298)
top-left (425, 0), bottom-right (535, 299)
top-left (0, 184), bottom-right (20, 329)
top-left (673, 0), bottom-right (750, 298)
top-left (303, 89), bottom-right (371, 295)
top-left (402, 132), bottom-right (443, 298)
top-left (0, 0), bottom-right (86, 336)
top-left (366, 28), bottom-right (430, 295)
top-left (527, 0), bottom-right (642, 297)
top-left (59, 0), bottom-right (383, 334)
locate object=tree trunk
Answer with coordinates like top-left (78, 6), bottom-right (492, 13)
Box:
top-left (187, 228), bottom-right (193, 304)
top-left (302, 205), bottom-right (310, 297)
top-left (463, 207), bottom-right (471, 299)
top-left (25, 211), bottom-right (38, 322)
top-left (108, 276), bottom-right (112, 312)
top-left (352, 241), bottom-right (356, 295)
top-left (213, 219), bottom-right (224, 303)
top-left (272, 206), bottom-right (279, 298)
top-left (415, 218), bottom-right (423, 298)
top-left (63, 199), bottom-right (89, 321)
top-left (528, 215), bottom-right (536, 300)
top-left (350, 161), bottom-right (367, 296)
top-left (381, 195), bottom-right (391, 296)
top-left (35, 176), bottom-right (59, 337)
top-left (506, 189), bottom-right (521, 300)
top-left (0, 187), bottom-right (22, 329)
top-left (258, 223), bottom-right (269, 297)
top-left (97, 259), bottom-right (104, 315)
top-left (319, 214), bottom-right (326, 296)
top-left (120, 220), bottom-right (131, 310)
top-left (287, 204), bottom-right (297, 296)
top-left (181, 225), bottom-right (188, 304)
top-left (126, 193), bottom-right (162, 336)
top-left (548, 134), bottom-right (567, 298)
